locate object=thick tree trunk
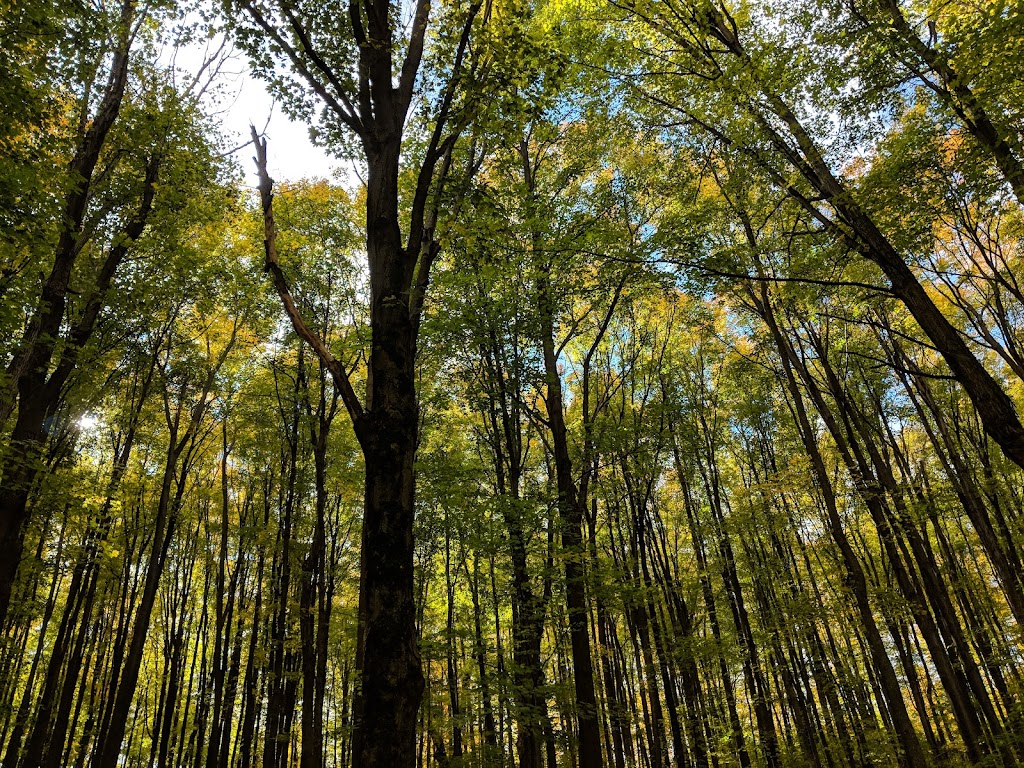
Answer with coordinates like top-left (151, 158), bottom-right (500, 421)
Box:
top-left (353, 426), bottom-right (422, 766)
top-left (254, 129), bottom-right (426, 768)
top-left (348, 142), bottom-right (424, 768)
top-left (246, 0), bottom-right (487, 761)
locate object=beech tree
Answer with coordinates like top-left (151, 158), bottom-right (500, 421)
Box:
top-left (226, 0), bottom-right (521, 763)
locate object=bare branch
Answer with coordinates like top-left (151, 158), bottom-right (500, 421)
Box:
top-left (250, 126), bottom-right (366, 437)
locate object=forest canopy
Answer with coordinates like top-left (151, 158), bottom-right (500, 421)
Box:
top-left (1, 0), bottom-right (1023, 766)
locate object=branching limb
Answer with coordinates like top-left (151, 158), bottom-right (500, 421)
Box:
top-left (251, 127), bottom-right (366, 438)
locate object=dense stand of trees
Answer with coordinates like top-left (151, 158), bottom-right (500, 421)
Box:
top-left (1, 0), bottom-right (1023, 766)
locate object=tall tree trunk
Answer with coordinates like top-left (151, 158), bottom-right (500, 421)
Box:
top-left (300, 371), bottom-right (335, 768)
top-left (473, 283), bottom-right (555, 768)
top-left (93, 432), bottom-right (187, 768)
top-left (92, 327), bottom-right (232, 768)
top-left (750, 285), bottom-right (928, 766)
top-left (667, 5), bottom-right (1024, 470)
top-left (0, 3), bottom-right (160, 621)
top-left (695, 444), bottom-right (780, 768)
top-left (537, 263), bottom-right (603, 768)
top-left (872, 0), bottom-right (1024, 204)
top-left (672, 462), bottom-right (751, 768)
top-left (783, 314), bottom-right (996, 763)
top-left (264, 365), bottom-right (302, 768)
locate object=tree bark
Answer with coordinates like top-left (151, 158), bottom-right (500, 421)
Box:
top-left (750, 284), bottom-right (929, 767)
top-left (0, 0), bottom-right (145, 623)
top-left (537, 264), bottom-right (604, 768)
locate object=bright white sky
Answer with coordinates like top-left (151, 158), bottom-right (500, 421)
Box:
top-left (172, 37), bottom-right (344, 185)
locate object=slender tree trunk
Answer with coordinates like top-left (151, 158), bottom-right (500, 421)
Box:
top-left (206, 419), bottom-right (236, 768)
top-left (751, 285), bottom-right (928, 766)
top-left (874, 0), bottom-right (1024, 204)
top-left (672, 462), bottom-right (751, 768)
top-left (695, 447), bottom-right (780, 768)
top-left (687, 7), bottom-right (1024, 469)
top-left (93, 439), bottom-right (186, 768)
top-left (785, 315), bottom-right (995, 763)
top-left (264, 371), bottom-right (301, 768)
top-left (0, 8), bottom-right (158, 621)
top-left (537, 264), bottom-right (603, 768)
